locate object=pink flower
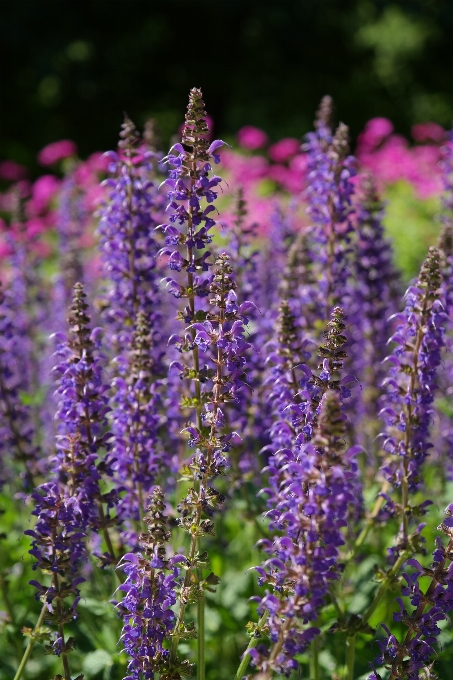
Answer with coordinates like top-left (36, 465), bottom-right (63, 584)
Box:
top-left (37, 140), bottom-right (77, 166)
top-left (25, 217), bottom-right (49, 238)
top-left (268, 164), bottom-right (290, 184)
top-left (86, 152), bottom-right (110, 173)
top-left (0, 160), bottom-right (28, 181)
top-left (237, 126), bottom-right (268, 150)
top-left (28, 175), bottom-right (60, 214)
top-left (289, 153), bottom-right (308, 174)
top-left (268, 138), bottom-right (300, 163)
top-left (357, 118), bottom-right (394, 152)
top-left (83, 185), bottom-right (106, 211)
top-left (411, 122), bottom-right (445, 143)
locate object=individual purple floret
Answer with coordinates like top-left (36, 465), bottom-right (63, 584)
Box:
top-left (98, 115), bottom-right (163, 354)
top-left (117, 487), bottom-right (191, 680)
top-left (369, 504), bottom-right (453, 680)
top-left (252, 391), bottom-right (361, 677)
top-left (379, 247), bottom-right (446, 494)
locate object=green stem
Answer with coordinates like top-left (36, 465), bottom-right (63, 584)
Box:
top-left (309, 635), bottom-right (321, 680)
top-left (197, 570), bottom-right (205, 680)
top-left (343, 480), bottom-right (390, 568)
top-left (362, 551), bottom-right (408, 624)
top-left (53, 573), bottom-right (71, 680)
top-left (328, 585), bottom-right (344, 623)
top-left (13, 604), bottom-right (46, 680)
top-left (234, 611), bottom-right (268, 680)
top-left (345, 635), bottom-right (356, 680)
top-left (0, 574), bottom-right (16, 625)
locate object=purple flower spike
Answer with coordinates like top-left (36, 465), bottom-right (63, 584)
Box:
top-left (52, 283), bottom-right (118, 564)
top-left (370, 504), bottom-right (453, 679)
top-left (348, 174), bottom-right (400, 453)
top-left (98, 115), bottom-right (163, 356)
top-left (302, 98), bottom-right (357, 323)
top-left (434, 138), bottom-right (453, 479)
top-left (109, 311), bottom-right (168, 537)
top-left (380, 247), bottom-right (446, 498)
top-left (161, 88), bottom-right (225, 302)
top-left (253, 391), bottom-right (361, 675)
top-left (0, 282), bottom-right (41, 489)
top-left (117, 487), bottom-right (192, 680)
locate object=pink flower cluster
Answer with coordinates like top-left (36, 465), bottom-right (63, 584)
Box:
top-left (356, 118), bottom-right (446, 199)
top-left (0, 145), bottom-right (109, 260)
top-left (0, 118), bottom-right (447, 258)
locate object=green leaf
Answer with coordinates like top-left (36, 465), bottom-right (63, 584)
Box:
top-left (82, 649), bottom-right (113, 678)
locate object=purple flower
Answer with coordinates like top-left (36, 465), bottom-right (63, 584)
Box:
top-left (109, 312), bottom-right (169, 536)
top-left (294, 97), bottom-right (357, 331)
top-left (117, 487), bottom-right (191, 680)
top-left (160, 89), bottom-right (226, 305)
top-left (52, 283), bottom-right (118, 562)
top-left (369, 504), bottom-right (453, 679)
top-left (347, 174), bottom-right (400, 452)
top-left (98, 115), bottom-right (163, 354)
top-left (379, 248), bottom-right (446, 493)
top-left (434, 138), bottom-right (453, 479)
top-left (253, 391), bottom-right (361, 675)
top-left (0, 280), bottom-right (41, 490)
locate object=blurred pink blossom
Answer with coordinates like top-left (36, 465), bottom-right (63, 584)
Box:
top-left (237, 126), bottom-right (268, 150)
top-left (83, 185), bottom-right (106, 211)
top-left (25, 217), bottom-right (51, 238)
top-left (357, 118), bottom-right (394, 151)
top-left (28, 175), bottom-right (60, 215)
top-left (411, 122), bottom-right (445, 143)
top-left (268, 138), bottom-right (300, 163)
top-left (0, 160), bottom-right (28, 181)
top-left (37, 140), bottom-right (77, 166)
top-left (356, 121), bottom-right (443, 199)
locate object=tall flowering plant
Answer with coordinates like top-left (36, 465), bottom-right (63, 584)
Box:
top-left (2, 92), bottom-right (453, 680)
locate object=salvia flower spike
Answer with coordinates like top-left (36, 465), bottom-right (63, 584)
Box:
top-left (379, 247), bottom-right (446, 558)
top-left (252, 390), bottom-right (360, 677)
top-left (0, 282), bottom-right (40, 489)
top-left (53, 282), bottom-right (118, 563)
top-left (348, 174), bottom-right (400, 452)
top-left (110, 310), bottom-right (165, 534)
top-left (98, 114), bottom-right (162, 354)
top-left (117, 487), bottom-right (191, 680)
top-left (369, 504), bottom-right (453, 680)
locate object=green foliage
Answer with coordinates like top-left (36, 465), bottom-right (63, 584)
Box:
top-left (383, 181), bottom-right (442, 279)
top-left (2, 468), bottom-right (452, 679)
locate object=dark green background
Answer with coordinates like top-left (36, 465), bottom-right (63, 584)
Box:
top-left (1, 0), bottom-right (453, 171)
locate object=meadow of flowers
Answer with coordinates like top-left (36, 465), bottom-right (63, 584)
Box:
top-left (0, 89), bottom-right (452, 680)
